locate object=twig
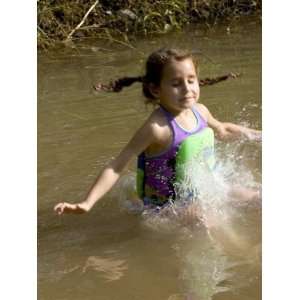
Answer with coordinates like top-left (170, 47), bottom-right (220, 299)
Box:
top-left (37, 25), bottom-right (48, 37)
top-left (65, 0), bottom-right (99, 42)
top-left (76, 24), bottom-right (103, 31)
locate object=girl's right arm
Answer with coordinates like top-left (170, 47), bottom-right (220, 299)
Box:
top-left (54, 119), bottom-right (157, 215)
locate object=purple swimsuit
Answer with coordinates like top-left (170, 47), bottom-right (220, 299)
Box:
top-left (137, 105), bottom-right (212, 206)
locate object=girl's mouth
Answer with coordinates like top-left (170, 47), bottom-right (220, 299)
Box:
top-left (181, 97), bottom-right (194, 102)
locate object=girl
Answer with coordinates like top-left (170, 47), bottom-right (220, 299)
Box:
top-left (54, 48), bottom-right (261, 216)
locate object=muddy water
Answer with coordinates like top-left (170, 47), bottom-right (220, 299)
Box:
top-left (38, 17), bottom-right (261, 300)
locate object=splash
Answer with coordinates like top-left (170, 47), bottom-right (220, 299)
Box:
top-left (113, 140), bottom-right (261, 299)
top-left (114, 139), bottom-right (261, 238)
top-left (171, 142), bottom-right (261, 299)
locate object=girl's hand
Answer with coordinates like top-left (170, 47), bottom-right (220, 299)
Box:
top-left (54, 202), bottom-right (91, 215)
top-left (244, 129), bottom-right (262, 142)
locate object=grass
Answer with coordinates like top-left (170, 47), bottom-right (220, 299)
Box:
top-left (37, 0), bottom-right (261, 50)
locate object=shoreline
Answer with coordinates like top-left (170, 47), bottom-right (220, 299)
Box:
top-left (38, 0), bottom-right (261, 50)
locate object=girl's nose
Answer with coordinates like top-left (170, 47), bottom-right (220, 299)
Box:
top-left (182, 81), bottom-right (190, 92)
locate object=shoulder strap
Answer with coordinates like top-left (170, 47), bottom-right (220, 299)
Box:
top-left (191, 106), bottom-right (207, 131)
top-left (159, 105), bottom-right (174, 122)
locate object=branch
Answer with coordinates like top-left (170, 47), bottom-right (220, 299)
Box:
top-left (65, 0), bottom-right (99, 42)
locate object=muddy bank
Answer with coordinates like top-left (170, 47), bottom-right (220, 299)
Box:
top-left (38, 0), bottom-right (261, 50)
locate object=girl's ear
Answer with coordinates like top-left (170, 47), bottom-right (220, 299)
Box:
top-left (148, 83), bottom-right (160, 99)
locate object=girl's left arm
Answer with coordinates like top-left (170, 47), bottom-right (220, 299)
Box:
top-left (217, 122), bottom-right (262, 142)
top-left (197, 103), bottom-right (261, 142)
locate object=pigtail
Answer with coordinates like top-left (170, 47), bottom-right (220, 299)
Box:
top-left (198, 72), bottom-right (240, 86)
top-left (93, 72), bottom-right (240, 93)
top-left (93, 76), bottom-right (143, 92)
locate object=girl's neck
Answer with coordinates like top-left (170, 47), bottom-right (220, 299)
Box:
top-left (160, 104), bottom-right (193, 117)
top-left (160, 104), bottom-right (197, 131)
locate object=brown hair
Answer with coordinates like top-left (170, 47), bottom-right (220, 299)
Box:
top-left (93, 48), bottom-right (240, 103)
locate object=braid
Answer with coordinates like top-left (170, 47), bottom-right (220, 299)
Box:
top-left (93, 76), bottom-right (143, 92)
top-left (93, 72), bottom-right (240, 93)
top-left (199, 72), bottom-right (241, 86)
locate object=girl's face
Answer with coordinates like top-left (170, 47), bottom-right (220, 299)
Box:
top-left (154, 58), bottom-right (200, 114)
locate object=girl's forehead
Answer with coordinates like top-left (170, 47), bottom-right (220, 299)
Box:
top-left (162, 58), bottom-right (197, 78)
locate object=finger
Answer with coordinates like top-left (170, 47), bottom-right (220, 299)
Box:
top-left (60, 203), bottom-right (78, 214)
top-left (54, 203), bottom-right (63, 211)
top-left (54, 203), bottom-right (66, 215)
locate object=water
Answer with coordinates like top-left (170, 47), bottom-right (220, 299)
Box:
top-left (38, 17), bottom-right (261, 300)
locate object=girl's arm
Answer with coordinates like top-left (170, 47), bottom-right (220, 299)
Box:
top-left (197, 103), bottom-right (261, 142)
top-left (54, 121), bottom-right (156, 215)
top-left (215, 122), bottom-right (261, 142)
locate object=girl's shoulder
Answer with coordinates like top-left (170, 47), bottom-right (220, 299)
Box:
top-left (145, 107), bottom-right (169, 127)
top-left (194, 103), bottom-right (209, 122)
top-left (142, 107), bottom-right (172, 141)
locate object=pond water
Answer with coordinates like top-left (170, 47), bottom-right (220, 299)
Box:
top-left (38, 17), bottom-right (261, 300)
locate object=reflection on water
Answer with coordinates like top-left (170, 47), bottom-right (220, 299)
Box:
top-left (82, 256), bottom-right (128, 282)
top-left (38, 17), bottom-right (261, 300)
